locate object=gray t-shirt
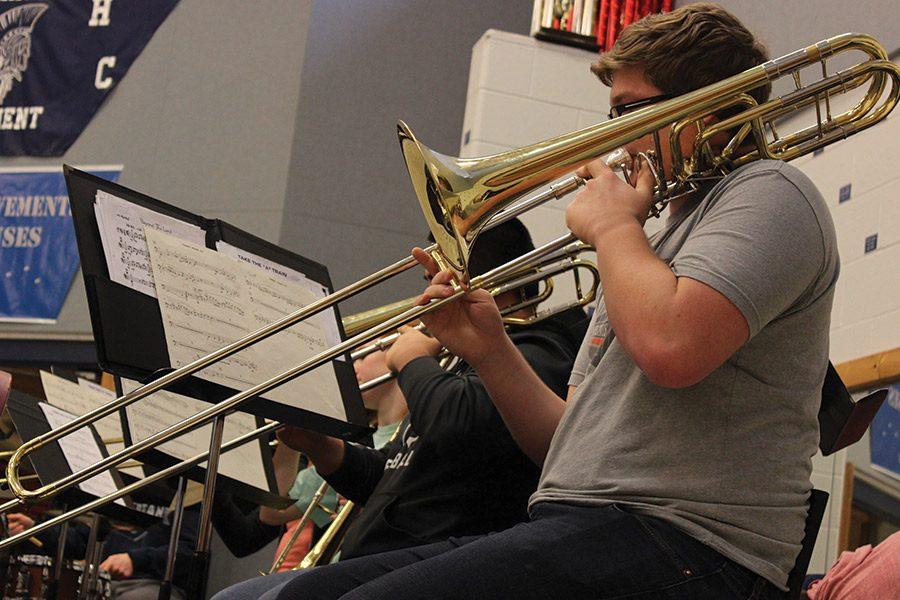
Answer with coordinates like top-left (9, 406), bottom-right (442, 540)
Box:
top-left (532, 160), bottom-right (839, 590)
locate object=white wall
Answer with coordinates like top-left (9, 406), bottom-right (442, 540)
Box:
top-left (790, 110), bottom-right (900, 572)
top-left (462, 28), bottom-right (900, 574)
top-left (460, 30), bottom-right (622, 310)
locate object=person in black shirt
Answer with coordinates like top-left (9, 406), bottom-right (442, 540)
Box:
top-left (212, 219), bottom-right (587, 600)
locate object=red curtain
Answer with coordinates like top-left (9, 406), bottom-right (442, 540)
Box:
top-left (595, 0), bottom-right (672, 51)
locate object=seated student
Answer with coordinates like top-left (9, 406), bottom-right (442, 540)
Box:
top-left (213, 218), bottom-right (587, 600)
top-left (259, 352), bottom-right (407, 570)
top-left (8, 508), bottom-right (198, 600)
top-left (210, 353), bottom-right (406, 568)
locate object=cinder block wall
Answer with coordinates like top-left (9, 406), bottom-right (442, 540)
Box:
top-left (789, 112), bottom-right (900, 571)
top-left (461, 29), bottom-right (899, 573)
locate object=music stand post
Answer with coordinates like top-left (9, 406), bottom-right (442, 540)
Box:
top-left (158, 477), bottom-right (187, 600)
top-left (186, 414), bottom-right (226, 600)
top-left (46, 504), bottom-right (69, 600)
top-left (78, 513), bottom-right (102, 599)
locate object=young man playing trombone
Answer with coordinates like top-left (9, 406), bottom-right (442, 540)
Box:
top-left (275, 4), bottom-right (838, 599)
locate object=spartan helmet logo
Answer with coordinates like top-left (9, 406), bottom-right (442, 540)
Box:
top-left (0, 3), bottom-right (48, 105)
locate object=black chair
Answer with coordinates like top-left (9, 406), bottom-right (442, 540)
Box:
top-left (785, 488), bottom-right (829, 599)
top-left (783, 364), bottom-right (888, 600)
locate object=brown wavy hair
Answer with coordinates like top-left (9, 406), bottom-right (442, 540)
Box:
top-left (591, 3), bottom-right (771, 105)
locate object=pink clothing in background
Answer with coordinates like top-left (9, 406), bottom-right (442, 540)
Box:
top-left (806, 532), bottom-right (900, 599)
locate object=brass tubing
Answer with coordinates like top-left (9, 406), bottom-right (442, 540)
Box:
top-left (0, 421), bottom-right (282, 551)
top-left (3, 171), bottom-right (584, 506)
top-left (268, 481), bottom-right (330, 574)
top-left (5, 232), bottom-right (578, 506)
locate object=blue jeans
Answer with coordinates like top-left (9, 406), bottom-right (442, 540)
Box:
top-left (210, 569), bottom-right (298, 600)
top-left (275, 502), bottom-right (784, 599)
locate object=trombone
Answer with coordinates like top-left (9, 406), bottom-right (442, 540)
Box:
top-left (0, 32), bottom-right (897, 551)
top-left (0, 247), bottom-right (594, 551)
top-left (349, 250), bottom-right (599, 363)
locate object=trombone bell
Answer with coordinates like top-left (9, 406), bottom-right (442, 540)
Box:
top-left (398, 121), bottom-right (633, 283)
top-left (398, 120), bottom-right (473, 281)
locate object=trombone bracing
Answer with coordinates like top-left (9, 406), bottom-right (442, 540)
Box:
top-left (0, 33), bottom-right (897, 551)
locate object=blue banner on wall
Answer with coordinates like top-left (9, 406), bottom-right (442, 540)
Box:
top-left (0, 1), bottom-right (180, 156)
top-left (870, 383), bottom-right (899, 482)
top-left (0, 166), bottom-right (121, 322)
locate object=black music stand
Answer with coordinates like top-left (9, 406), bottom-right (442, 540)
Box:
top-left (64, 166), bottom-right (369, 438)
top-left (4, 389), bottom-right (157, 529)
top-left (64, 166), bottom-right (373, 599)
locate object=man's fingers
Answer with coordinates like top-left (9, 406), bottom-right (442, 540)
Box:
top-left (423, 283), bottom-right (454, 301)
top-left (432, 270), bottom-right (454, 285)
top-left (578, 156), bottom-right (615, 181)
top-left (416, 268), bottom-right (456, 306)
top-left (412, 247), bottom-right (439, 277)
top-left (633, 156), bottom-right (656, 198)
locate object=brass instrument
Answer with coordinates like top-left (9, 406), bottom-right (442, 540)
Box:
top-left (0, 437), bottom-right (125, 460)
top-left (0, 254), bottom-right (588, 550)
top-left (294, 498), bottom-right (359, 569)
top-left (401, 33), bottom-right (899, 280)
top-left (267, 263), bottom-right (595, 573)
top-left (266, 481), bottom-right (334, 574)
top-left (0, 33), bottom-right (896, 553)
top-left (350, 251), bottom-right (599, 363)
top-left (290, 420), bottom-right (406, 571)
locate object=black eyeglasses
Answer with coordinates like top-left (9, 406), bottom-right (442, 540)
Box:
top-left (607, 94), bottom-right (675, 120)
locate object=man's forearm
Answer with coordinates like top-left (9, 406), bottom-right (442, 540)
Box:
top-left (306, 437), bottom-right (345, 476)
top-left (471, 335), bottom-right (566, 465)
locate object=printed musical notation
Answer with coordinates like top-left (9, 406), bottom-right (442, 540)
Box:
top-left (145, 229), bottom-right (347, 422)
top-left (39, 403), bottom-right (125, 505)
top-left (119, 379), bottom-right (269, 491)
top-left (94, 190), bottom-right (206, 298)
top-left (40, 371), bottom-right (123, 450)
top-left (215, 242), bottom-right (343, 349)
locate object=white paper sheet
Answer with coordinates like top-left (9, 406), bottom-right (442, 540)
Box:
top-left (94, 190), bottom-right (206, 298)
top-left (120, 379), bottom-right (269, 490)
top-left (39, 403), bottom-right (125, 505)
top-left (215, 242), bottom-right (343, 349)
top-left (40, 371), bottom-right (123, 450)
top-left (145, 229), bottom-right (346, 422)
top-left (76, 377), bottom-right (116, 400)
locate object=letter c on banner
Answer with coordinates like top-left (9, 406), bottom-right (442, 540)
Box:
top-left (95, 56), bottom-right (117, 90)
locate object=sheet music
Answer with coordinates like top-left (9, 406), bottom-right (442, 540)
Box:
top-left (76, 377), bottom-right (116, 400)
top-left (94, 190), bottom-right (206, 298)
top-left (215, 241), bottom-right (343, 349)
top-left (120, 379), bottom-right (269, 490)
top-left (40, 371), bottom-right (123, 450)
top-left (146, 229), bottom-right (346, 421)
top-left (39, 403), bottom-right (125, 505)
